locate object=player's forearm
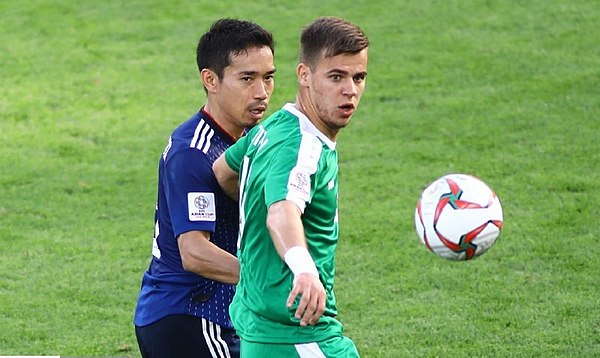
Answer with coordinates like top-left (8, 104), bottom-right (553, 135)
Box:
top-left (269, 201), bottom-right (323, 327)
top-left (186, 248), bottom-right (239, 284)
top-left (267, 201), bottom-right (319, 277)
top-left (266, 200), bottom-right (307, 259)
top-left (213, 155), bottom-right (239, 200)
top-left (178, 231), bottom-right (240, 284)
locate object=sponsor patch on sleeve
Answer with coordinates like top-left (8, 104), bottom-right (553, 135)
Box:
top-left (187, 192), bottom-right (216, 222)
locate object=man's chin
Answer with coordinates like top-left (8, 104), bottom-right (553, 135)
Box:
top-left (243, 117), bottom-right (262, 128)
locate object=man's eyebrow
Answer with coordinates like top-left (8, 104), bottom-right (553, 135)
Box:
top-left (238, 68), bottom-right (277, 76)
top-left (326, 68), bottom-right (368, 77)
top-left (326, 68), bottom-right (349, 75)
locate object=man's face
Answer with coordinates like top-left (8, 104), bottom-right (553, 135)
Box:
top-left (213, 46), bottom-right (275, 131)
top-left (303, 49), bottom-right (368, 135)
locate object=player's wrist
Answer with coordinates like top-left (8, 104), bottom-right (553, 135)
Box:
top-left (284, 246), bottom-right (319, 277)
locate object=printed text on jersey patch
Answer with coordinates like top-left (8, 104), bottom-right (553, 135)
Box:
top-left (187, 192), bottom-right (216, 221)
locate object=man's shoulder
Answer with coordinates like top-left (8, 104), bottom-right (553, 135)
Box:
top-left (171, 112), bottom-right (209, 140)
top-left (168, 112), bottom-right (231, 157)
top-left (162, 118), bottom-right (213, 171)
top-left (263, 106), bottom-right (299, 126)
top-left (257, 107), bottom-right (301, 141)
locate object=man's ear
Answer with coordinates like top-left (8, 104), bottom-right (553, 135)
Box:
top-left (201, 69), bottom-right (219, 93)
top-left (297, 63), bottom-right (310, 87)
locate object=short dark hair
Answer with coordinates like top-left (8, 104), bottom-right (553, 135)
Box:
top-left (300, 17), bottom-right (369, 69)
top-left (196, 18), bottom-right (274, 80)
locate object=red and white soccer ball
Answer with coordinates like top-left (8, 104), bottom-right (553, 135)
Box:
top-left (414, 174), bottom-right (503, 260)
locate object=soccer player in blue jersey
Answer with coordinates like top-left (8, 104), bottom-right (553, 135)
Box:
top-left (133, 18), bottom-right (276, 358)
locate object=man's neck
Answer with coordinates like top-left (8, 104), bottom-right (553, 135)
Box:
top-left (203, 103), bottom-right (244, 140)
top-left (293, 97), bottom-right (338, 142)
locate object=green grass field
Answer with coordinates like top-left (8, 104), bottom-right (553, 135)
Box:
top-left (1, 0), bottom-right (599, 356)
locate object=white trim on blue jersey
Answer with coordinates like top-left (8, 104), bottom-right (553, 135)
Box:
top-left (190, 118), bottom-right (216, 153)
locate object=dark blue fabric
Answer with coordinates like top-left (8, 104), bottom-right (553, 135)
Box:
top-left (134, 109), bottom-right (239, 329)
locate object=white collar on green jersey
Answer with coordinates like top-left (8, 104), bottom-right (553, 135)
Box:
top-left (283, 103), bottom-right (337, 150)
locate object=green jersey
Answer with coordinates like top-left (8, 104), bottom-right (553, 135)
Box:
top-left (225, 103), bottom-right (344, 344)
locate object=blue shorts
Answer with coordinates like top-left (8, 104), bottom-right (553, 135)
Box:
top-left (135, 314), bottom-right (240, 358)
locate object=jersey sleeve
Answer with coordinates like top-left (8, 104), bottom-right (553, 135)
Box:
top-left (224, 129), bottom-right (252, 173)
top-left (264, 134), bottom-right (323, 212)
top-left (164, 148), bottom-right (218, 237)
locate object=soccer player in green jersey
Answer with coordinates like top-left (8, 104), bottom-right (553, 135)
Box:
top-left (213, 17), bottom-right (369, 357)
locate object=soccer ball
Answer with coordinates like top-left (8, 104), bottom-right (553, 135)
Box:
top-left (414, 174), bottom-right (503, 260)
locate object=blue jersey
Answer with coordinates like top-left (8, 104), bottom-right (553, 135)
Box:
top-left (134, 108), bottom-right (239, 329)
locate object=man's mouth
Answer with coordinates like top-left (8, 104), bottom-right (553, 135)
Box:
top-left (249, 105), bottom-right (267, 117)
top-left (339, 103), bottom-right (355, 117)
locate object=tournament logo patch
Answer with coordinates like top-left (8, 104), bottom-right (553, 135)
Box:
top-left (296, 172), bottom-right (309, 186)
top-left (187, 192), bottom-right (216, 221)
top-left (194, 195), bottom-right (210, 209)
top-left (288, 168), bottom-right (311, 201)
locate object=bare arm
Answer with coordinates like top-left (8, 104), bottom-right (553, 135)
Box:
top-left (212, 154), bottom-right (239, 200)
top-left (266, 200), bottom-right (326, 326)
top-left (178, 230), bottom-right (239, 284)
top-left (267, 200), bottom-right (307, 256)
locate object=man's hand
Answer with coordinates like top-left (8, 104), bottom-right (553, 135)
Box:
top-left (286, 272), bottom-right (326, 326)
